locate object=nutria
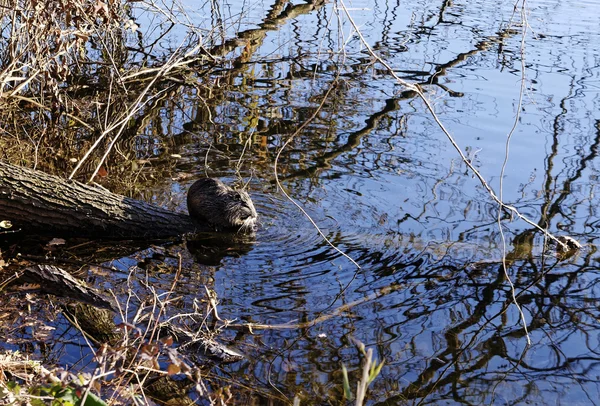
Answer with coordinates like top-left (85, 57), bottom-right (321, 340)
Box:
top-left (187, 178), bottom-right (257, 233)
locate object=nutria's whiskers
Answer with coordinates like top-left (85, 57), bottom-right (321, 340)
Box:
top-left (237, 216), bottom-right (257, 234)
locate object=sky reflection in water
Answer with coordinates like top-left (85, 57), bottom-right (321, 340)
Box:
top-left (118, 0), bottom-right (600, 403)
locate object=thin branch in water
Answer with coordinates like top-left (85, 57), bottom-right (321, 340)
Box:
top-left (236, 128), bottom-right (255, 174)
top-left (336, 0), bottom-right (580, 347)
top-left (497, 0), bottom-right (532, 346)
top-left (203, 143), bottom-right (212, 178)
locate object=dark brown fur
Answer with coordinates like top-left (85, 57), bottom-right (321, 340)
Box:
top-left (187, 178), bottom-right (257, 232)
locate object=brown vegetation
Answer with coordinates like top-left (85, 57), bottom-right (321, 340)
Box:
top-left (0, 0), bottom-right (214, 194)
top-left (0, 0), bottom-right (248, 403)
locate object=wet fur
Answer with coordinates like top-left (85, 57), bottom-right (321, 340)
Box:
top-left (187, 178), bottom-right (257, 232)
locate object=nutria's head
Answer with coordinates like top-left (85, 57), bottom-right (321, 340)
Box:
top-left (187, 178), bottom-right (257, 233)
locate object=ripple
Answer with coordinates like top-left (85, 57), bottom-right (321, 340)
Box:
top-left (251, 192), bottom-right (344, 268)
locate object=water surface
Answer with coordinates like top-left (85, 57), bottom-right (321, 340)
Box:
top-left (44, 0), bottom-right (600, 403)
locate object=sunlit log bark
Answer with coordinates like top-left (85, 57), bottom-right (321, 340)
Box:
top-left (0, 161), bottom-right (195, 238)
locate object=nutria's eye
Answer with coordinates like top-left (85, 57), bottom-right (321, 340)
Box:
top-left (233, 193), bottom-right (242, 201)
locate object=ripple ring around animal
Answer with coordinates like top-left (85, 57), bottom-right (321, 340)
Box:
top-left (187, 178), bottom-right (258, 233)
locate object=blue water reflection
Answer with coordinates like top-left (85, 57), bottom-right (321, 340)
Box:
top-left (101, 0), bottom-right (600, 403)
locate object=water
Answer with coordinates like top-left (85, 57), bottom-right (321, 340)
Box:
top-left (123, 0), bottom-right (600, 403)
top-left (19, 0), bottom-right (600, 403)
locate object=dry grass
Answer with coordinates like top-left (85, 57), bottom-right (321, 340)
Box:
top-left (0, 259), bottom-right (241, 405)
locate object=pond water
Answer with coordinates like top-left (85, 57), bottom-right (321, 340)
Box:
top-left (22, 0), bottom-right (600, 404)
top-left (122, 0), bottom-right (600, 404)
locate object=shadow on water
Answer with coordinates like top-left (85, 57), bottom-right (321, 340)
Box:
top-left (186, 232), bottom-right (256, 266)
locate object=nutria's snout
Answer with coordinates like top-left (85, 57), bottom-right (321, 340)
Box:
top-left (187, 178), bottom-right (258, 233)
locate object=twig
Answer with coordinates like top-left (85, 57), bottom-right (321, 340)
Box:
top-left (230, 283), bottom-right (401, 331)
top-left (497, 0), bottom-right (531, 346)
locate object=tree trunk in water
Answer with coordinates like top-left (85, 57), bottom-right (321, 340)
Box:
top-left (0, 161), bottom-right (196, 238)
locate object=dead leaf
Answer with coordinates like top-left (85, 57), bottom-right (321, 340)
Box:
top-left (167, 364), bottom-right (180, 375)
top-left (97, 166), bottom-right (108, 177)
top-left (47, 238), bottom-right (66, 247)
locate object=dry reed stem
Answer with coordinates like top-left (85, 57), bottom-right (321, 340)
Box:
top-left (231, 283), bottom-right (401, 331)
top-left (497, 0), bottom-right (531, 346)
top-left (69, 40), bottom-right (199, 182)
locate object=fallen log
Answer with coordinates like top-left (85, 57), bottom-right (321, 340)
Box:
top-left (0, 161), bottom-right (196, 238)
